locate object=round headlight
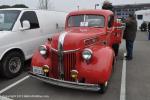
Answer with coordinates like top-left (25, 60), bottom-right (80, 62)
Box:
top-left (82, 49), bottom-right (93, 60)
top-left (39, 45), bottom-right (47, 56)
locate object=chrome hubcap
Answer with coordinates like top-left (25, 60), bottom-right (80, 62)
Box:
top-left (9, 57), bottom-right (21, 73)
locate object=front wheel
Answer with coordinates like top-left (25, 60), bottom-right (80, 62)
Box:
top-left (1, 51), bottom-right (24, 78)
top-left (98, 58), bottom-right (114, 94)
top-left (98, 81), bottom-right (108, 94)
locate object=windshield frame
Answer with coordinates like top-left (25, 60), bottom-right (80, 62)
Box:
top-left (0, 10), bottom-right (21, 31)
top-left (67, 14), bottom-right (105, 28)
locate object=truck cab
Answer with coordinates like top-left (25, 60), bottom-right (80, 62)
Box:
top-left (64, 10), bottom-right (124, 54)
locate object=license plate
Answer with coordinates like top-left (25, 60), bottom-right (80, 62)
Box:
top-left (33, 66), bottom-right (44, 75)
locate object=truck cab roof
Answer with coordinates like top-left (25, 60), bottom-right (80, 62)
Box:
top-left (68, 9), bottom-right (114, 17)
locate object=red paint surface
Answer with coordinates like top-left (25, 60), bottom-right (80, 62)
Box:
top-left (31, 9), bottom-right (123, 85)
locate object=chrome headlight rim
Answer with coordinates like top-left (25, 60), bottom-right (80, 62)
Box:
top-left (39, 45), bottom-right (47, 56)
top-left (82, 48), bottom-right (93, 61)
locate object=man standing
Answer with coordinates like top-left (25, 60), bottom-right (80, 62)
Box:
top-left (148, 22), bottom-right (150, 40)
top-left (123, 14), bottom-right (137, 60)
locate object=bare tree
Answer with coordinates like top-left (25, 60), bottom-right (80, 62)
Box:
top-left (39, 0), bottom-right (49, 9)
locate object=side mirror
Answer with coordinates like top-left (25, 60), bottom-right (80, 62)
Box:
top-left (20, 20), bottom-right (30, 31)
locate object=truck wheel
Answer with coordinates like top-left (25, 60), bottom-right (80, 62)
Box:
top-left (98, 58), bottom-right (114, 94)
top-left (112, 44), bottom-right (119, 56)
top-left (99, 81), bottom-right (108, 94)
top-left (1, 51), bottom-right (24, 78)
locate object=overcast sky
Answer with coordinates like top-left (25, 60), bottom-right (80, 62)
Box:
top-left (0, 0), bottom-right (150, 11)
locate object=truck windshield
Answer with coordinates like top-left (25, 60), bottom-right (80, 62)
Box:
top-left (68, 15), bottom-right (105, 28)
top-left (0, 10), bottom-right (21, 31)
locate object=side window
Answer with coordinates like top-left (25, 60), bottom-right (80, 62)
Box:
top-left (108, 15), bottom-right (114, 28)
top-left (20, 11), bottom-right (39, 29)
top-left (137, 15), bottom-right (143, 20)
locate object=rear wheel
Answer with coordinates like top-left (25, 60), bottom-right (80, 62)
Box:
top-left (1, 51), bottom-right (24, 78)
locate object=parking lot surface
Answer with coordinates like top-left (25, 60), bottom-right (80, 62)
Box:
top-left (0, 31), bottom-right (150, 100)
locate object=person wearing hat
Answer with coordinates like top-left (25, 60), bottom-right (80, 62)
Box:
top-left (123, 14), bottom-right (137, 60)
top-left (102, 0), bottom-right (114, 12)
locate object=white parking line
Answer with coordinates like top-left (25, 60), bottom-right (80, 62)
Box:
top-left (120, 53), bottom-right (126, 100)
top-left (0, 75), bottom-right (30, 94)
top-left (0, 96), bottom-right (13, 100)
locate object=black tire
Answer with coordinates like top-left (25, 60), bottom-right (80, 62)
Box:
top-left (1, 51), bottom-right (24, 78)
top-left (112, 44), bottom-right (119, 56)
top-left (99, 81), bottom-right (109, 94)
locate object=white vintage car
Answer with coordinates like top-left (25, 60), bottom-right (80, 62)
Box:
top-left (0, 8), bottom-right (67, 78)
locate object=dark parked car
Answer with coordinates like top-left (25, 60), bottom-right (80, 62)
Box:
top-left (140, 21), bottom-right (147, 31)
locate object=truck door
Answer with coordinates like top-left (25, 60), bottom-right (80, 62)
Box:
top-left (113, 19), bottom-right (124, 44)
top-left (107, 15), bottom-right (114, 47)
top-left (99, 15), bottom-right (114, 46)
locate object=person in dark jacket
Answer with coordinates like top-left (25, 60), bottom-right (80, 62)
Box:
top-left (148, 22), bottom-right (150, 40)
top-left (123, 14), bottom-right (137, 60)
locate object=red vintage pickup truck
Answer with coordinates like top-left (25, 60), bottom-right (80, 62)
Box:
top-left (29, 9), bottom-right (124, 93)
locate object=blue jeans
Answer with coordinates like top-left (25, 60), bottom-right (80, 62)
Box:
top-left (126, 40), bottom-right (134, 59)
top-left (148, 30), bottom-right (150, 40)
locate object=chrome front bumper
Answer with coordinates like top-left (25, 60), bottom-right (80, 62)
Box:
top-left (29, 72), bottom-right (101, 91)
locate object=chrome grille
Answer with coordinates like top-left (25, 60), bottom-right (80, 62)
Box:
top-left (63, 52), bottom-right (76, 80)
top-left (51, 49), bottom-right (77, 80)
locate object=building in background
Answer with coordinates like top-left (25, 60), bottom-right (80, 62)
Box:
top-left (114, 3), bottom-right (150, 19)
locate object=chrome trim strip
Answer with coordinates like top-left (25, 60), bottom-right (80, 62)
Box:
top-left (58, 32), bottom-right (68, 46)
top-left (50, 47), bottom-right (58, 52)
top-left (63, 49), bottom-right (80, 53)
top-left (51, 47), bottom-right (80, 53)
top-left (29, 72), bottom-right (101, 91)
top-left (58, 32), bottom-right (68, 79)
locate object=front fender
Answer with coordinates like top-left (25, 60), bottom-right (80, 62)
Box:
top-left (31, 41), bottom-right (51, 67)
top-left (31, 49), bottom-right (51, 68)
top-left (77, 46), bottom-right (114, 84)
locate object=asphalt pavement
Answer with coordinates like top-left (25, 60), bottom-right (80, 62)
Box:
top-left (126, 31), bottom-right (150, 100)
top-left (0, 31), bottom-right (150, 100)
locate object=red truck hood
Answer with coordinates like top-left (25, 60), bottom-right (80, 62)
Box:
top-left (51, 27), bottom-right (105, 50)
